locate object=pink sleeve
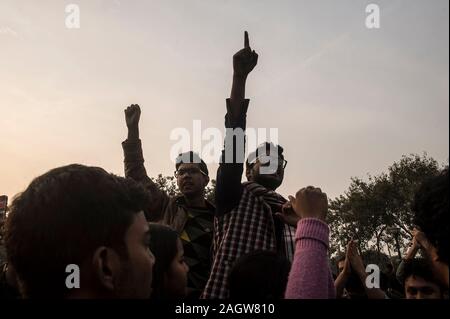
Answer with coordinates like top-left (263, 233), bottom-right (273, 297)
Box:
top-left (284, 218), bottom-right (336, 299)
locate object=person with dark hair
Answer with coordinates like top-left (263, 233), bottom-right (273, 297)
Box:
top-left (228, 250), bottom-right (291, 299)
top-left (413, 168), bottom-right (449, 289)
top-left (122, 105), bottom-right (215, 298)
top-left (245, 142), bottom-right (287, 192)
top-left (335, 254), bottom-right (347, 277)
top-left (386, 263), bottom-right (394, 274)
top-left (403, 258), bottom-right (444, 299)
top-left (396, 231), bottom-right (422, 292)
top-left (4, 164), bottom-right (155, 299)
top-left (383, 261), bottom-right (404, 298)
top-left (148, 223), bottom-right (189, 299)
top-left (335, 249), bottom-right (362, 299)
top-left (202, 32), bottom-right (296, 299)
top-left (334, 240), bottom-right (386, 299)
top-left (335, 247), bottom-right (369, 299)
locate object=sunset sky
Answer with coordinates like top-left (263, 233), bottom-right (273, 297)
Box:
top-left (1, 0), bottom-right (448, 202)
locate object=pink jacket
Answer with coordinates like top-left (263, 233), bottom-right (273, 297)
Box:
top-left (285, 218), bottom-right (336, 299)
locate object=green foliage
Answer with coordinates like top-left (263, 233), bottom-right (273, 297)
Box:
top-left (328, 153), bottom-right (445, 258)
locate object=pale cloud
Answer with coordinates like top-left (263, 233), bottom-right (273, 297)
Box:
top-left (0, 26), bottom-right (18, 37)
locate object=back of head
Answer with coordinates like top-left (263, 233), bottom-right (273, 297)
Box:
top-left (228, 250), bottom-right (291, 299)
top-left (413, 168), bottom-right (449, 264)
top-left (5, 164), bottom-right (151, 298)
top-left (148, 223), bottom-right (179, 299)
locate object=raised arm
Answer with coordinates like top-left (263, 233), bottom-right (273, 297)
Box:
top-left (348, 241), bottom-right (387, 299)
top-left (396, 236), bottom-right (420, 283)
top-left (122, 104), bottom-right (169, 221)
top-left (230, 31), bottom-right (258, 103)
top-left (216, 31), bottom-right (258, 215)
top-left (334, 242), bottom-right (352, 298)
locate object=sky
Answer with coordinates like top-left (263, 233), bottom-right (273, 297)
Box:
top-left (0, 0), bottom-right (448, 202)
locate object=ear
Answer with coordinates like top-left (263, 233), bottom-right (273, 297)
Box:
top-left (245, 166), bottom-right (253, 181)
top-left (92, 246), bottom-right (121, 292)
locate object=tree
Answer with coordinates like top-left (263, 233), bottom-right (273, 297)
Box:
top-left (328, 153), bottom-right (446, 259)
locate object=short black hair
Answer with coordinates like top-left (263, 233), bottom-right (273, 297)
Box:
top-left (403, 258), bottom-right (441, 290)
top-left (175, 151), bottom-right (209, 176)
top-left (246, 142), bottom-right (285, 170)
top-left (336, 254), bottom-right (346, 265)
top-left (228, 250), bottom-right (291, 299)
top-left (413, 168), bottom-right (449, 264)
top-left (148, 223), bottom-right (179, 299)
top-left (5, 164), bottom-right (151, 298)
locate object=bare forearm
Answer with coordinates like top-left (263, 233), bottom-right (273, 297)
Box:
top-left (357, 271), bottom-right (386, 299)
top-left (334, 273), bottom-right (348, 298)
top-left (404, 246), bottom-right (419, 261)
top-left (230, 73), bottom-right (247, 101)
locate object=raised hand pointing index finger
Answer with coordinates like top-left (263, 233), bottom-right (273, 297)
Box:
top-left (244, 31), bottom-right (250, 49)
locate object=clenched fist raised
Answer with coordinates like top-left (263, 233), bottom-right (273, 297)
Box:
top-left (125, 104), bottom-right (141, 129)
top-left (288, 186), bottom-right (328, 222)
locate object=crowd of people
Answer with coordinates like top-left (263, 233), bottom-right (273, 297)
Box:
top-left (0, 32), bottom-right (448, 300)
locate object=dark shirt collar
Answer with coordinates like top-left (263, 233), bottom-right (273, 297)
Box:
top-left (175, 195), bottom-right (215, 211)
